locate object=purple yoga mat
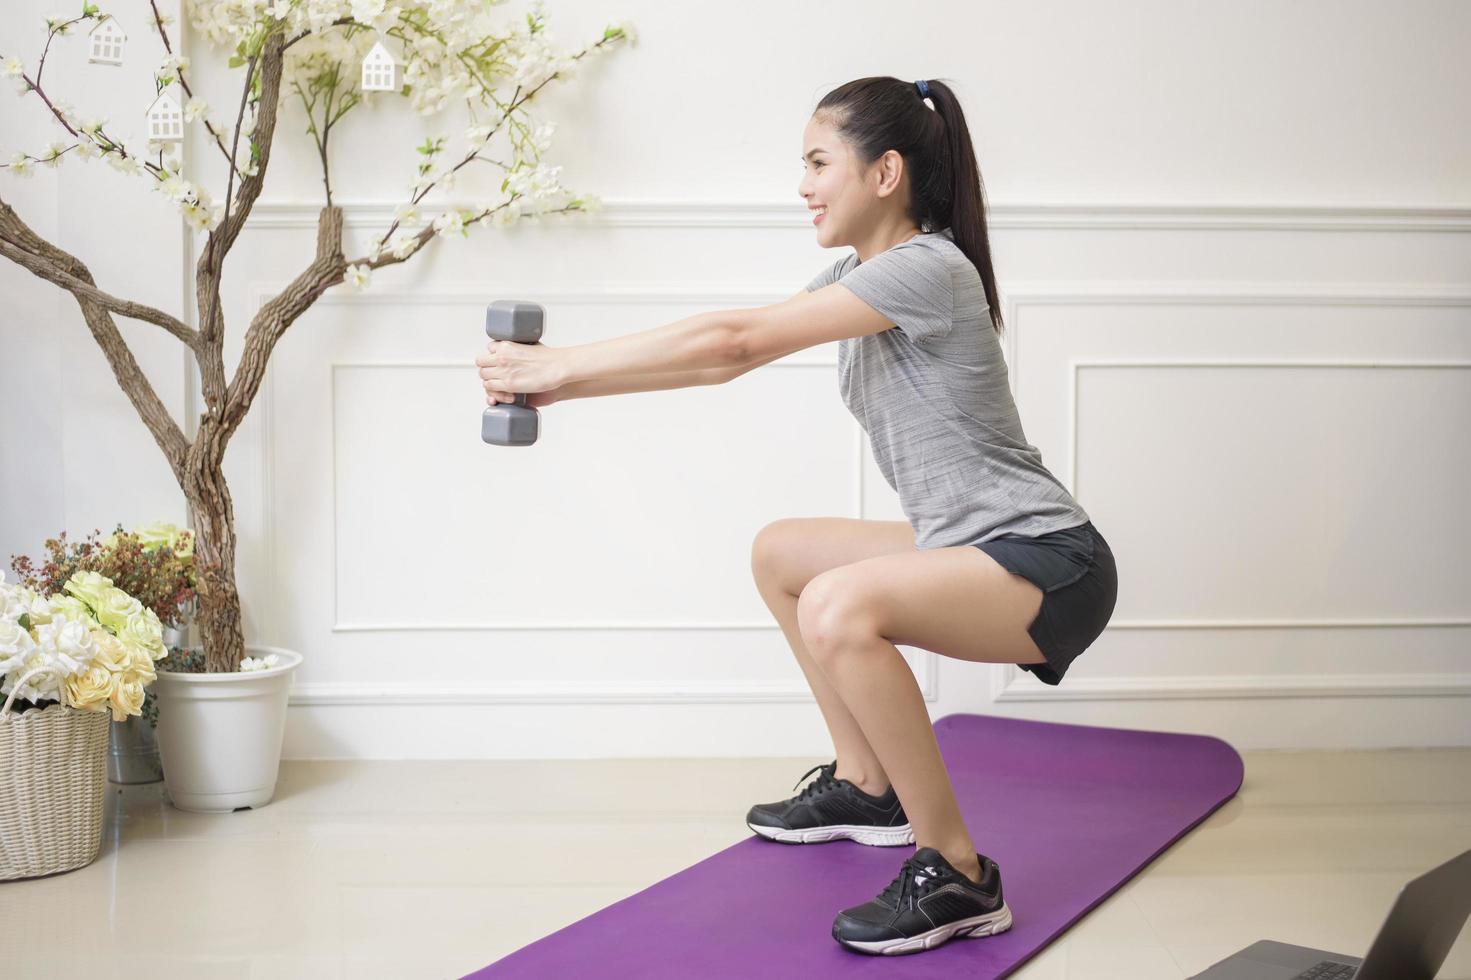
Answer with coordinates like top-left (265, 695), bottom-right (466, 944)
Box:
top-left (465, 713), bottom-right (1244, 979)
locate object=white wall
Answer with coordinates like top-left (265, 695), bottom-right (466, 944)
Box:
top-left (2, 0), bottom-right (1468, 755)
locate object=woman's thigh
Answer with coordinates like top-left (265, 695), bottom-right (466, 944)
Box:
top-left (751, 517), bottom-right (916, 598)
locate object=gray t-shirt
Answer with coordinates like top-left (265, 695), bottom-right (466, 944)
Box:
top-left (805, 226), bottom-right (1091, 548)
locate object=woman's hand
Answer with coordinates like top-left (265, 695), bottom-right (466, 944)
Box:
top-left (476, 340), bottom-right (567, 395)
top-left (477, 341), bottom-right (566, 408)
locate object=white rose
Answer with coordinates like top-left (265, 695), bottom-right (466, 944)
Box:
top-left (95, 587), bottom-right (144, 632)
top-left (0, 617), bottom-right (37, 676)
top-left (118, 605), bottom-right (165, 660)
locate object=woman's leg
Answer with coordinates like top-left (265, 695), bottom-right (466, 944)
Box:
top-left (751, 517), bottom-right (917, 796)
top-left (796, 545), bottom-right (1049, 886)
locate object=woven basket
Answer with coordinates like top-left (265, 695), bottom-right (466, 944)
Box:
top-left (0, 664), bottom-right (110, 881)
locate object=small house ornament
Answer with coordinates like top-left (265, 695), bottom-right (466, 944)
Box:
top-left (88, 15), bottom-right (126, 66)
top-left (360, 40), bottom-right (402, 92)
top-left (145, 89), bottom-right (184, 143)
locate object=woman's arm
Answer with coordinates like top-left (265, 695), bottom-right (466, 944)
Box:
top-left (553, 342), bottom-right (803, 401)
top-left (553, 365), bottom-right (729, 401)
top-left (560, 311), bottom-right (739, 384)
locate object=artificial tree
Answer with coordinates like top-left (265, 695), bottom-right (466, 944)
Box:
top-left (0, 0), bottom-right (634, 672)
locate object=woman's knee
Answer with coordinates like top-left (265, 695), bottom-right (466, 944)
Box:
top-left (796, 577), bottom-right (874, 663)
top-left (750, 518), bottom-right (802, 590)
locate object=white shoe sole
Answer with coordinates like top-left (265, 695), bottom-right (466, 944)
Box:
top-left (746, 820), bottom-right (915, 846)
top-left (838, 901), bottom-right (1013, 955)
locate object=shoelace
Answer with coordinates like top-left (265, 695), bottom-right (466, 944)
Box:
top-left (791, 760), bottom-right (838, 803)
top-left (877, 855), bottom-right (946, 910)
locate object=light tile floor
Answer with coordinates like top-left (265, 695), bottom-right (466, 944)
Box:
top-left (4, 750), bottom-right (1469, 979)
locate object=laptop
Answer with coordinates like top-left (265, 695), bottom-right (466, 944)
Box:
top-left (1189, 848), bottom-right (1471, 979)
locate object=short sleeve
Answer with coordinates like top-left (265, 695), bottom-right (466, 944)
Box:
top-left (804, 257), bottom-right (846, 293)
top-left (835, 242), bottom-right (955, 345)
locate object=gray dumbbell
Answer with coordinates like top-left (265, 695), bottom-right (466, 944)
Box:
top-left (481, 300), bottom-right (544, 447)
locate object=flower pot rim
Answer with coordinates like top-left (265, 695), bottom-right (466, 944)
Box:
top-left (156, 644), bottom-right (302, 681)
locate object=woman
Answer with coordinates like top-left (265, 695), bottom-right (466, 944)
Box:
top-left (476, 75), bottom-right (1119, 957)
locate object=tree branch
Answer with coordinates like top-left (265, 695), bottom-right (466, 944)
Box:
top-left (0, 201), bottom-right (190, 473)
top-left (0, 198), bottom-right (200, 350)
top-left (221, 206), bottom-right (346, 434)
top-left (195, 30), bottom-right (288, 415)
top-left (214, 33), bottom-right (287, 258)
top-left (0, 236), bottom-right (201, 351)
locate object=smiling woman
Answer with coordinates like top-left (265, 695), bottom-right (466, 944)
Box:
top-left (738, 75), bottom-right (1119, 959)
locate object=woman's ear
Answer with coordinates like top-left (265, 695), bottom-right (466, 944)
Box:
top-left (873, 148), bottom-right (906, 199)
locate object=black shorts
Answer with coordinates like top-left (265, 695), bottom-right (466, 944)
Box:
top-left (971, 520), bottom-right (1118, 686)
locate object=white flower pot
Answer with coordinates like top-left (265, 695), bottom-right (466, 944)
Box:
top-left (151, 645), bottom-right (301, 813)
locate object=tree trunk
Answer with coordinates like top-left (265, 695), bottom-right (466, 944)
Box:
top-left (182, 422), bottom-right (244, 673)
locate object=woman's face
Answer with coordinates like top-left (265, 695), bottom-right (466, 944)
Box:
top-left (798, 116), bottom-right (858, 246)
top-left (798, 114), bottom-right (909, 248)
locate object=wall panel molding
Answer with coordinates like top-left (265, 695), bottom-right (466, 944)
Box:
top-left (987, 286), bottom-right (1471, 703)
top-left (992, 670), bottom-right (1471, 702)
top-left (244, 199), bottom-right (1471, 232)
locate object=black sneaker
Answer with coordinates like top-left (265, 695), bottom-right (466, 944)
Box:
top-left (831, 846), bottom-right (1013, 955)
top-left (745, 760), bottom-right (914, 846)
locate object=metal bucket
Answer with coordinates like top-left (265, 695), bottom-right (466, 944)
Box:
top-left (106, 622), bottom-right (187, 785)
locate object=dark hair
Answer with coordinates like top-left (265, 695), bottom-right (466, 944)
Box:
top-left (814, 76), bottom-right (1005, 337)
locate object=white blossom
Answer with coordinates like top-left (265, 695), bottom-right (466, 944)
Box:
top-left (106, 150), bottom-right (143, 176)
top-left (530, 121), bottom-right (556, 155)
top-left (431, 209), bottom-right (467, 237)
top-left (2, 56), bottom-right (23, 78)
top-left (183, 199), bottom-right (224, 232)
top-left (349, 0), bottom-right (387, 24)
top-left (6, 152), bottom-right (33, 177)
top-left (40, 141), bottom-right (66, 167)
top-left (488, 199), bottom-right (522, 228)
top-left (155, 53), bottom-right (190, 86)
top-left (344, 263), bottom-right (371, 289)
top-left (159, 172), bottom-right (198, 205)
top-left (184, 96), bottom-right (210, 123)
top-left (388, 230), bottom-right (420, 258)
top-left (79, 117), bottom-right (105, 136)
